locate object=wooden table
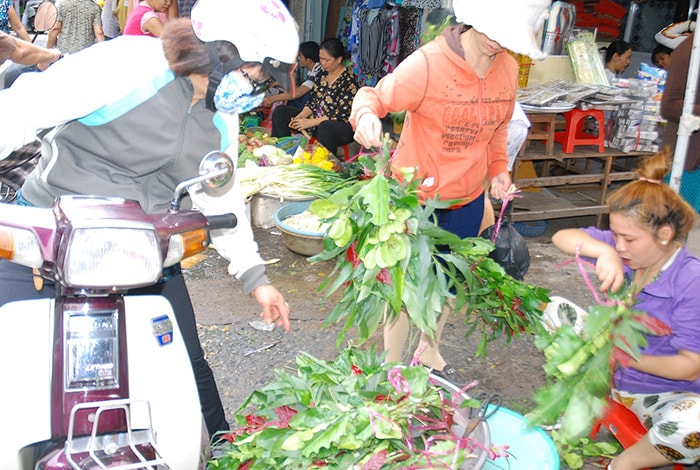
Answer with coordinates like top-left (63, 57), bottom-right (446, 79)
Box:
top-left (520, 112), bottom-right (558, 156)
top-left (511, 142), bottom-right (652, 226)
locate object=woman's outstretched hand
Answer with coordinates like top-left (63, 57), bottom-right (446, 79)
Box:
top-left (353, 113), bottom-right (383, 148)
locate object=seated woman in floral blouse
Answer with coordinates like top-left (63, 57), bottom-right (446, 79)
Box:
top-left (271, 37), bottom-right (358, 158)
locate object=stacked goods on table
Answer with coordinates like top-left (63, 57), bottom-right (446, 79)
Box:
top-left (606, 66), bottom-right (667, 154)
top-left (516, 80), bottom-right (602, 112)
top-left (607, 97), bottom-right (665, 153)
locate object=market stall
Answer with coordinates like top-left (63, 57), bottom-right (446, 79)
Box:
top-left (512, 141), bottom-right (649, 226)
top-left (508, 25), bottom-right (671, 226)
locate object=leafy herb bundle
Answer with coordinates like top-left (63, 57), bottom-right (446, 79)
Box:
top-left (209, 346), bottom-right (500, 469)
top-left (308, 143), bottom-right (549, 357)
top-left (528, 252), bottom-right (672, 444)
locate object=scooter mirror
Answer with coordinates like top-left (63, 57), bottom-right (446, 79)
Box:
top-left (199, 150), bottom-right (234, 189)
top-left (169, 151), bottom-right (235, 211)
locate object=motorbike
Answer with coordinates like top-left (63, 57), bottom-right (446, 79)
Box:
top-left (0, 150), bottom-right (237, 469)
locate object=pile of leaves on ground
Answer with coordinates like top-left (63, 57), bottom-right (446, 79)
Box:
top-left (308, 142), bottom-right (550, 357)
top-left (208, 345), bottom-right (509, 469)
top-left (528, 247), bottom-right (671, 469)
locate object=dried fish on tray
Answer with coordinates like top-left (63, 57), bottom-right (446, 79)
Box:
top-left (518, 80), bottom-right (613, 110)
top-left (517, 84), bottom-right (569, 106)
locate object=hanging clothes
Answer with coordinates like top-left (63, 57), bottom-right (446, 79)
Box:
top-left (398, 7), bottom-right (422, 62)
top-left (347, 0), bottom-right (364, 78)
top-left (353, 4), bottom-right (401, 86)
top-left (336, 0), bottom-right (355, 45)
top-left (358, 7), bottom-right (391, 77)
top-left (381, 7), bottom-right (400, 76)
top-left (401, 0), bottom-right (440, 7)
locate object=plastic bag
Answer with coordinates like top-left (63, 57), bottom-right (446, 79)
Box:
top-left (479, 202), bottom-right (530, 281)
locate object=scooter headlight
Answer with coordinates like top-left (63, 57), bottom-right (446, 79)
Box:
top-left (63, 221), bottom-right (162, 288)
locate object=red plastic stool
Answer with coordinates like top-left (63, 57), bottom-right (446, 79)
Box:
top-left (339, 144), bottom-right (350, 161)
top-left (554, 109), bottom-right (606, 153)
top-left (590, 397), bottom-right (685, 469)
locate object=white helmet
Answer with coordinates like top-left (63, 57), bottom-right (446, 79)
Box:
top-left (452, 0), bottom-right (550, 60)
top-left (191, 0), bottom-right (299, 93)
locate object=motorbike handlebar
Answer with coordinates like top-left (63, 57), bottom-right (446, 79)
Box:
top-left (206, 213), bottom-right (237, 231)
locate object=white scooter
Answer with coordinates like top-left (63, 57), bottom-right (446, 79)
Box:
top-left (0, 151), bottom-right (237, 469)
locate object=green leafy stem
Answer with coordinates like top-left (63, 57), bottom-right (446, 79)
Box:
top-left (528, 245), bottom-right (672, 447)
top-left (309, 141), bottom-right (549, 357)
top-left (208, 346), bottom-right (510, 469)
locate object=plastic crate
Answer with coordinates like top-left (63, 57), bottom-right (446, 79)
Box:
top-left (513, 220), bottom-right (548, 238)
top-left (242, 114), bottom-right (260, 128)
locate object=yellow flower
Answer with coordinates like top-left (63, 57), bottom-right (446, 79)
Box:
top-left (314, 146), bottom-right (330, 160)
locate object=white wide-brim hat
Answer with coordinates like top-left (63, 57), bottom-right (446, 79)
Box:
top-left (452, 0), bottom-right (551, 60)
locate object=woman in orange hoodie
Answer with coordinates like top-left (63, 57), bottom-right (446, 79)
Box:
top-left (351, 0), bottom-right (550, 386)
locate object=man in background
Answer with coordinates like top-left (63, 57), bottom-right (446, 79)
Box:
top-left (47, 0), bottom-right (104, 53)
top-left (263, 41), bottom-right (321, 110)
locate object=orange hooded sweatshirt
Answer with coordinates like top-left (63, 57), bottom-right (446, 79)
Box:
top-left (350, 25), bottom-right (517, 206)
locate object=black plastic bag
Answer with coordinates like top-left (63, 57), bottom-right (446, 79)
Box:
top-left (479, 203), bottom-right (530, 281)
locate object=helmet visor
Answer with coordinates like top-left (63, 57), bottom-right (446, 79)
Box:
top-left (263, 57), bottom-right (296, 96)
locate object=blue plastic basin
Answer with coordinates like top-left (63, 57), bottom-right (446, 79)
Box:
top-left (483, 407), bottom-right (560, 469)
top-left (274, 201), bottom-right (325, 256)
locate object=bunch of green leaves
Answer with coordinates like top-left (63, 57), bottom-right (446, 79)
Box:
top-left (309, 142), bottom-right (549, 357)
top-left (528, 255), bottom-right (672, 444)
top-left (208, 345), bottom-right (498, 469)
top-left (552, 433), bottom-right (620, 470)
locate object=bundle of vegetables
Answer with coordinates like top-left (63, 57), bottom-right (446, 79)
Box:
top-left (208, 345), bottom-right (506, 469)
top-left (308, 142), bottom-right (549, 357)
top-left (249, 164), bottom-right (357, 199)
top-left (528, 248), bottom-right (671, 452)
top-left (238, 129), bottom-right (284, 167)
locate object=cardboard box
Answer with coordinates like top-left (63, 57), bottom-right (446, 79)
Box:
top-left (528, 55), bottom-right (575, 85)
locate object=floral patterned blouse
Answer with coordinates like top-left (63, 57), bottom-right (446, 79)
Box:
top-left (306, 67), bottom-right (358, 124)
top-left (0, 0), bottom-right (13, 34)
